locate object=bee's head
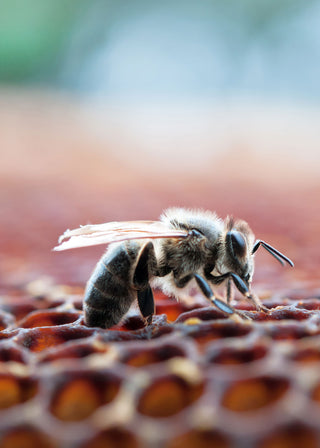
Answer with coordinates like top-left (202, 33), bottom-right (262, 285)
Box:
top-left (223, 218), bottom-right (255, 284)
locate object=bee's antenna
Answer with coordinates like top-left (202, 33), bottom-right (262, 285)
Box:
top-left (252, 240), bottom-right (294, 267)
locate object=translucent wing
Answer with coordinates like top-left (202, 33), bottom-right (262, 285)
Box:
top-left (53, 220), bottom-right (188, 251)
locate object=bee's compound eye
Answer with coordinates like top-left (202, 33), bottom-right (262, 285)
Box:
top-left (227, 231), bottom-right (247, 258)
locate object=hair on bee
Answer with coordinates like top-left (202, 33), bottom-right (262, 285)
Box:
top-left (54, 207), bottom-right (294, 329)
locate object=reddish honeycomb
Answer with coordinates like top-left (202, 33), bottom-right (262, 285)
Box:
top-left (1, 92), bottom-right (320, 447)
top-left (1, 286), bottom-right (320, 448)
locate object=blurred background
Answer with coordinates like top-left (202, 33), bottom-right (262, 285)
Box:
top-left (0, 0), bottom-right (319, 295)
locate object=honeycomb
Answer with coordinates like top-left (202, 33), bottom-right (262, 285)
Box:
top-left (1, 280), bottom-right (320, 448)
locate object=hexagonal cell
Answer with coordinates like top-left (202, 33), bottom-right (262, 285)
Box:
top-left (137, 374), bottom-right (205, 418)
top-left (157, 300), bottom-right (195, 322)
top-left (19, 310), bottom-right (80, 328)
top-left (175, 307), bottom-right (228, 324)
top-left (259, 423), bottom-right (318, 448)
top-left (290, 348), bottom-right (320, 363)
top-left (0, 374), bottom-right (38, 409)
top-left (166, 429), bottom-right (230, 448)
top-left (310, 382), bottom-right (320, 404)
top-left (0, 310), bottom-right (15, 330)
top-left (186, 322), bottom-right (252, 347)
top-left (38, 340), bottom-right (108, 364)
top-left (119, 343), bottom-right (187, 367)
top-left (297, 299), bottom-right (320, 311)
top-left (0, 331), bottom-right (18, 342)
top-left (100, 315), bottom-right (172, 342)
top-left (206, 344), bottom-right (268, 365)
top-left (266, 324), bottom-right (320, 341)
top-left (0, 296), bottom-right (64, 321)
top-left (80, 427), bottom-right (139, 448)
top-left (114, 315), bottom-right (146, 332)
top-left (16, 326), bottom-right (95, 352)
top-left (0, 344), bottom-right (26, 364)
top-left (257, 308), bottom-right (312, 322)
top-left (221, 376), bottom-right (289, 412)
top-left (0, 426), bottom-right (56, 448)
top-left (50, 371), bottom-right (121, 421)
top-left (0, 316), bottom-right (8, 331)
top-left (0, 300), bottom-right (37, 322)
top-left (149, 325), bottom-right (175, 340)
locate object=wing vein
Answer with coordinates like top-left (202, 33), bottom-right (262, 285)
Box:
top-left (53, 220), bottom-right (188, 251)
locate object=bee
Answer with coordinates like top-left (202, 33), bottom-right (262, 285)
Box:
top-left (54, 208), bottom-right (294, 328)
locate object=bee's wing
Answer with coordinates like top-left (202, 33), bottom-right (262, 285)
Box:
top-left (53, 221), bottom-right (188, 251)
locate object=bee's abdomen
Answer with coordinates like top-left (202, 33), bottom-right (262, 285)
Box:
top-left (84, 243), bottom-right (138, 329)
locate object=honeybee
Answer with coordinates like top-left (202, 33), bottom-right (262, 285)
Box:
top-left (54, 208), bottom-right (293, 328)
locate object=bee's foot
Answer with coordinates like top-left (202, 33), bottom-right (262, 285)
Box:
top-left (257, 304), bottom-right (270, 313)
top-left (236, 310), bottom-right (252, 320)
top-left (231, 310), bottom-right (252, 322)
top-left (143, 315), bottom-right (153, 326)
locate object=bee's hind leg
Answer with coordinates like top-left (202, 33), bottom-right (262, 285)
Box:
top-left (194, 274), bottom-right (251, 320)
top-left (133, 242), bottom-right (156, 325)
top-left (137, 286), bottom-right (155, 325)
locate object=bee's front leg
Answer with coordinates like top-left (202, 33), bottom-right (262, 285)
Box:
top-left (226, 277), bottom-right (233, 305)
top-left (194, 274), bottom-right (251, 320)
top-left (229, 273), bottom-right (269, 313)
top-left (174, 274), bottom-right (193, 288)
top-left (171, 273), bottom-right (201, 306)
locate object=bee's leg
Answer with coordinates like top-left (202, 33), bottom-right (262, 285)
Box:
top-left (194, 274), bottom-right (250, 320)
top-left (229, 273), bottom-right (269, 313)
top-left (226, 277), bottom-right (233, 305)
top-left (133, 242), bottom-right (156, 289)
top-left (171, 273), bottom-right (200, 305)
top-left (133, 242), bottom-right (156, 325)
top-left (156, 264), bottom-right (172, 277)
top-left (137, 286), bottom-right (155, 325)
top-left (174, 274), bottom-right (193, 288)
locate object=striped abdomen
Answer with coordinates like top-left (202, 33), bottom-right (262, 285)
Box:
top-left (84, 241), bottom-right (141, 328)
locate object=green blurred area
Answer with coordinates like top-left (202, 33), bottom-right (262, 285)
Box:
top-left (0, 0), bottom-right (317, 98)
top-left (0, 0), bottom-right (87, 82)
